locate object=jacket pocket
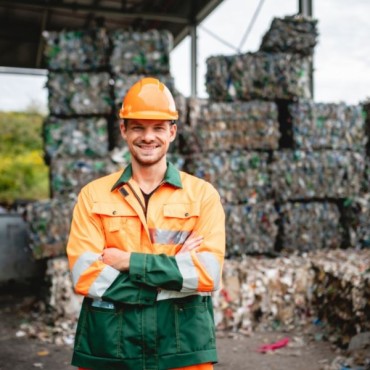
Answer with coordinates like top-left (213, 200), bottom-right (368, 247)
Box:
top-left (75, 298), bottom-right (123, 359)
top-left (174, 295), bottom-right (216, 353)
top-left (75, 298), bottom-right (144, 360)
top-left (163, 202), bottom-right (200, 219)
top-left (162, 202), bottom-right (200, 240)
top-left (92, 202), bottom-right (140, 249)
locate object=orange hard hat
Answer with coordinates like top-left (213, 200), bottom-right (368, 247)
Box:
top-left (119, 77), bottom-right (178, 121)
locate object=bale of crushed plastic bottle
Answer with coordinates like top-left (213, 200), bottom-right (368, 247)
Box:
top-left (186, 98), bottom-right (280, 151)
top-left (224, 201), bottom-right (279, 256)
top-left (271, 150), bottom-right (365, 200)
top-left (280, 201), bottom-right (342, 252)
top-left (26, 197), bottom-right (76, 259)
top-left (185, 150), bottom-right (271, 205)
top-left (50, 158), bottom-right (121, 198)
top-left (42, 28), bottom-right (110, 71)
top-left (47, 72), bottom-right (113, 116)
top-left (342, 194), bottom-right (370, 249)
top-left (260, 14), bottom-right (318, 56)
top-left (290, 100), bottom-right (367, 150)
top-left (205, 52), bottom-right (311, 102)
top-left (110, 29), bottom-right (173, 75)
top-left (43, 116), bottom-right (109, 161)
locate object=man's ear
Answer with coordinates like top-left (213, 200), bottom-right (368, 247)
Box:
top-left (169, 123), bottom-right (177, 142)
top-left (120, 120), bottom-right (127, 139)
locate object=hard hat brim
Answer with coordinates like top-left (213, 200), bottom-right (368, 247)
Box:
top-left (119, 110), bottom-right (178, 120)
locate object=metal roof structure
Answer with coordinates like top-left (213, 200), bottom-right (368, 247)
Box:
top-left (0, 0), bottom-right (313, 95)
top-left (0, 0), bottom-right (224, 94)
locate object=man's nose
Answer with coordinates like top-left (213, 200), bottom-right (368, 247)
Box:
top-left (142, 128), bottom-right (155, 141)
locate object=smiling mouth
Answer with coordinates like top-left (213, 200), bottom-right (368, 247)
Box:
top-left (138, 144), bottom-right (159, 150)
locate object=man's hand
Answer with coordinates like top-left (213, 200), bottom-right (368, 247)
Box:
top-left (177, 231), bottom-right (203, 254)
top-left (101, 248), bottom-right (131, 271)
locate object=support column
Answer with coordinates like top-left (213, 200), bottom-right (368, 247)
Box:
top-left (299, 0), bottom-right (314, 98)
top-left (190, 24), bottom-right (197, 98)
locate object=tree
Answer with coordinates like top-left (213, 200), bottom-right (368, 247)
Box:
top-left (0, 112), bottom-right (49, 204)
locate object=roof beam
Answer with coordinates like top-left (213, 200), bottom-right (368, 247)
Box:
top-left (195, 0), bottom-right (224, 23)
top-left (0, 1), bottom-right (188, 24)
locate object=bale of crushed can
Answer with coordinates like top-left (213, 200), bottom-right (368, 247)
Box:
top-left (26, 197), bottom-right (76, 259)
top-left (224, 201), bottom-right (279, 256)
top-left (43, 116), bottom-right (109, 161)
top-left (110, 29), bottom-right (173, 75)
top-left (50, 158), bottom-right (121, 198)
top-left (47, 72), bottom-right (113, 116)
top-left (184, 150), bottom-right (271, 205)
top-left (279, 201), bottom-right (342, 252)
top-left (42, 28), bottom-right (110, 71)
top-left (186, 98), bottom-right (280, 151)
top-left (271, 150), bottom-right (365, 200)
top-left (342, 194), bottom-right (370, 249)
top-left (310, 249), bottom-right (370, 347)
top-left (205, 52), bottom-right (311, 102)
top-left (260, 14), bottom-right (318, 56)
top-left (289, 100), bottom-right (367, 150)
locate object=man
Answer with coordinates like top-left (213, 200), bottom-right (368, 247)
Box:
top-left (67, 77), bottom-right (225, 370)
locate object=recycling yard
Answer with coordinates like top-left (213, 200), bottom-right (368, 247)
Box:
top-left (1, 1), bottom-right (370, 369)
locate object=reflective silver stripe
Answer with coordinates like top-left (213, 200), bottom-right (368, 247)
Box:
top-left (197, 252), bottom-right (221, 290)
top-left (149, 228), bottom-right (191, 245)
top-left (175, 252), bottom-right (198, 291)
top-left (71, 251), bottom-right (100, 287)
top-left (88, 265), bottom-right (120, 298)
top-left (156, 290), bottom-right (211, 301)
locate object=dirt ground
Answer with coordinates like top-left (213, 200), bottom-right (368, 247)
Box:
top-left (0, 285), bottom-right (339, 370)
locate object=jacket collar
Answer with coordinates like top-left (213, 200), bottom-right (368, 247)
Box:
top-left (111, 161), bottom-right (183, 191)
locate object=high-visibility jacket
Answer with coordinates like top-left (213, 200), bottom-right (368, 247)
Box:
top-left (67, 162), bottom-right (225, 370)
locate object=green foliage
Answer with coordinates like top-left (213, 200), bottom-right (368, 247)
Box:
top-left (0, 112), bottom-right (49, 203)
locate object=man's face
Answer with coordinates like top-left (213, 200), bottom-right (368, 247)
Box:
top-left (120, 119), bottom-right (177, 167)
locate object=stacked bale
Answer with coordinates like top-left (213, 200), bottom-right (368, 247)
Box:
top-left (183, 99), bottom-right (279, 255)
top-left (197, 14), bottom-right (323, 255)
top-left (260, 14), bottom-right (318, 56)
top-left (206, 52), bottom-right (311, 102)
top-left (28, 29), bottom-right (116, 259)
top-left (276, 100), bottom-right (367, 251)
top-left (197, 17), bottom-right (370, 335)
top-left (28, 28), bottom-right (181, 259)
top-left (24, 15), bottom-right (370, 343)
top-left (109, 29), bottom-right (181, 152)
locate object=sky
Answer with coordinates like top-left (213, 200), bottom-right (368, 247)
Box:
top-left (0, 0), bottom-right (369, 112)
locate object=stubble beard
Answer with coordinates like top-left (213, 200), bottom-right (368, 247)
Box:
top-left (132, 146), bottom-right (167, 168)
